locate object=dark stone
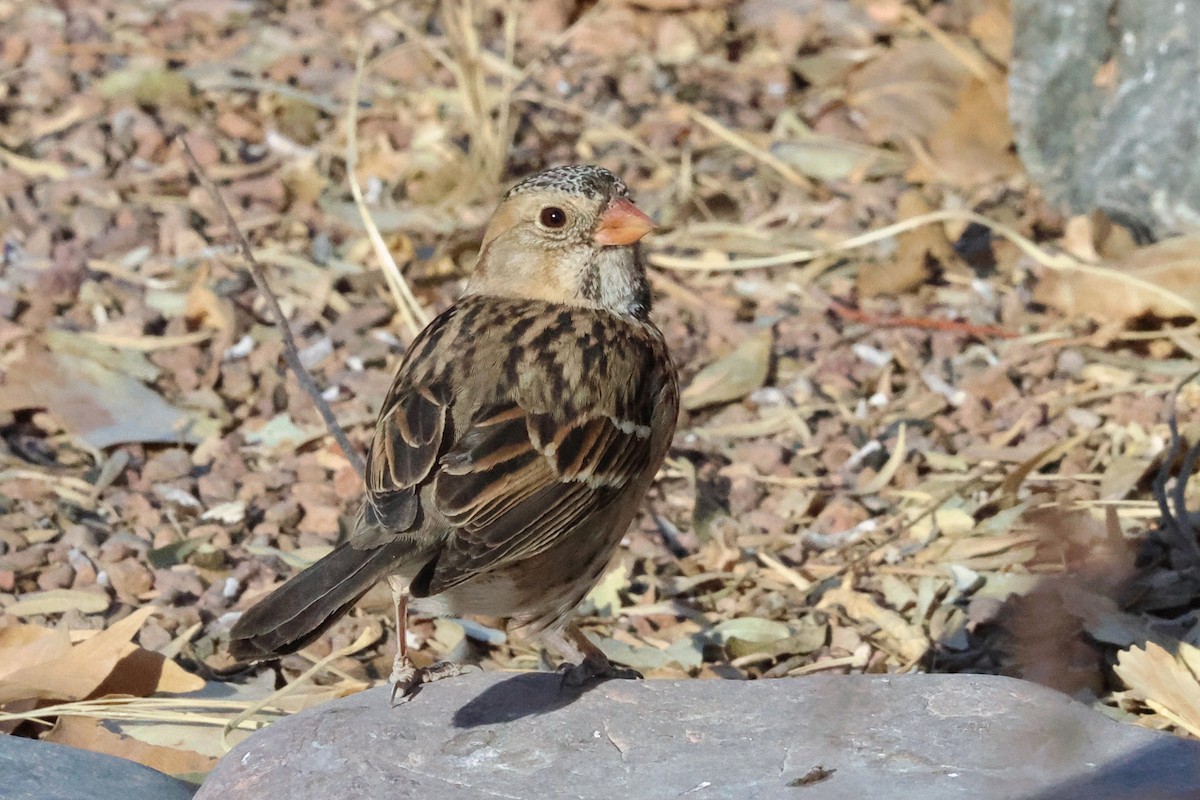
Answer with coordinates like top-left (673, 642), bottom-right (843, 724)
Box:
top-left (1010, 0), bottom-right (1200, 238)
top-left (197, 672), bottom-right (1200, 799)
top-left (0, 734), bottom-right (196, 800)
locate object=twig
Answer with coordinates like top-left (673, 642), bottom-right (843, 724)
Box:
top-left (648, 208), bottom-right (1200, 318)
top-left (827, 296), bottom-right (1018, 339)
top-left (1152, 369), bottom-right (1200, 567)
top-left (220, 624), bottom-right (378, 750)
top-left (686, 107), bottom-right (811, 191)
top-left (899, 5), bottom-right (992, 80)
top-left (345, 46), bottom-right (427, 339)
top-left (178, 135), bottom-right (367, 478)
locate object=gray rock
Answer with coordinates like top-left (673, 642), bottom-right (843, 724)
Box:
top-left (1010, 0), bottom-right (1200, 238)
top-left (197, 672), bottom-right (1200, 799)
top-left (0, 734), bottom-right (196, 800)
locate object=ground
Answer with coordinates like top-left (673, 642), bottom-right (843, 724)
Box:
top-left (3, 0), bottom-right (1200, 778)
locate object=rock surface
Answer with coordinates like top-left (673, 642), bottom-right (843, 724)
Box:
top-left (1010, 0), bottom-right (1200, 238)
top-left (0, 733), bottom-right (196, 800)
top-left (197, 671), bottom-right (1200, 799)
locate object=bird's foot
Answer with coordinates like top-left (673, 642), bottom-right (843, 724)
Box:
top-left (389, 659), bottom-right (476, 706)
top-left (556, 656), bottom-right (643, 688)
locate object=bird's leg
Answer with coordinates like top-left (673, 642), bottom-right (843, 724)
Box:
top-left (387, 578), bottom-right (420, 705)
top-left (386, 577), bottom-right (471, 706)
top-left (545, 620), bottom-right (643, 687)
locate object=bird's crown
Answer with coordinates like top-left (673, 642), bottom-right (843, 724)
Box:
top-left (505, 165), bottom-right (630, 202)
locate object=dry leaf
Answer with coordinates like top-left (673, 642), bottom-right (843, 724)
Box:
top-left (0, 607), bottom-right (204, 705)
top-left (0, 625), bottom-right (72, 682)
top-left (45, 716), bottom-right (217, 778)
top-left (681, 329), bottom-right (772, 410)
top-left (1115, 642), bottom-right (1200, 738)
top-left (1032, 235), bottom-right (1200, 321)
top-left (818, 585), bottom-right (927, 663)
top-left (772, 137), bottom-right (908, 182)
top-left (185, 268), bottom-right (237, 334)
top-left (859, 190), bottom-right (964, 294)
top-left (0, 348), bottom-right (196, 448)
top-left (909, 71), bottom-right (1021, 187)
top-left (846, 39), bottom-right (971, 144)
top-left (969, 0), bottom-right (1012, 65)
top-left (6, 589), bottom-right (110, 617)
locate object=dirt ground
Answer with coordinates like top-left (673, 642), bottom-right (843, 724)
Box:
top-left (3, 0), bottom-right (1200, 777)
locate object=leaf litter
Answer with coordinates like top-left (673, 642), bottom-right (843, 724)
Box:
top-left (3, 0), bottom-right (1200, 782)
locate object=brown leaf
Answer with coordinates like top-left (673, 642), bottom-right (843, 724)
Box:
top-left (0, 348), bottom-right (197, 448)
top-left (1032, 235), bottom-right (1200, 321)
top-left (1115, 642), bottom-right (1200, 738)
top-left (908, 71), bottom-right (1022, 188)
top-left (0, 625), bottom-right (72, 683)
top-left (681, 329), bottom-right (773, 410)
top-left (0, 607), bottom-right (203, 705)
top-left (818, 585), bottom-right (927, 663)
top-left (846, 39), bottom-right (971, 145)
top-left (858, 190), bottom-right (961, 295)
top-left (45, 716), bottom-right (217, 778)
top-left (968, 0), bottom-right (1012, 65)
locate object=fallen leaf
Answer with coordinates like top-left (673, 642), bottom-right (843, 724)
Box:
top-left (681, 329), bottom-right (773, 410)
top-left (98, 66), bottom-right (196, 111)
top-left (44, 329), bottom-right (161, 382)
top-left (710, 617), bottom-right (793, 658)
top-left (6, 589), bottom-right (110, 617)
top-left (583, 563), bottom-right (628, 617)
top-left (0, 348), bottom-right (197, 448)
top-left (245, 413), bottom-right (320, 449)
top-left (1115, 642), bottom-right (1200, 738)
top-left (858, 191), bottom-right (960, 295)
top-left (969, 0), bottom-right (1013, 65)
top-left (818, 585), bottom-right (928, 663)
top-left (846, 38), bottom-right (971, 145)
top-left (1032, 235), bottom-right (1200, 321)
top-left (772, 136), bottom-right (908, 182)
top-left (0, 607), bottom-right (204, 705)
top-left (0, 625), bottom-right (72, 682)
top-left (909, 71), bottom-right (1021, 187)
top-left (45, 716), bottom-right (217, 778)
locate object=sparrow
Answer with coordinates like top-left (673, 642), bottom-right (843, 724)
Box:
top-left (229, 165), bottom-right (679, 702)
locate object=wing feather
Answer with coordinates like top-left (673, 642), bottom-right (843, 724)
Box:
top-left (423, 403), bottom-right (654, 595)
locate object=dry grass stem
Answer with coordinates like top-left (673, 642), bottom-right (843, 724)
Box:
top-left (346, 47), bottom-right (427, 339)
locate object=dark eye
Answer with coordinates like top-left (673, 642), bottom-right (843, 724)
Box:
top-left (539, 206), bottom-right (567, 228)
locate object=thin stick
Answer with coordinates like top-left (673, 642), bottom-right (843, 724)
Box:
top-left (686, 107), bottom-right (811, 191)
top-left (220, 624), bottom-right (378, 750)
top-left (1152, 369), bottom-right (1200, 566)
top-left (649, 208), bottom-right (1200, 317)
top-left (346, 46), bottom-right (427, 339)
top-left (178, 136), bottom-right (367, 478)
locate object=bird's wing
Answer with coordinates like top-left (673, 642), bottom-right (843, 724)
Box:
top-left (420, 398), bottom-right (660, 595)
top-left (362, 382), bottom-right (448, 533)
top-left (359, 310), bottom-right (457, 537)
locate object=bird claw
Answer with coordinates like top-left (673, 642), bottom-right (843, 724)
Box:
top-left (557, 658), bottom-right (643, 689)
top-left (389, 660), bottom-right (474, 706)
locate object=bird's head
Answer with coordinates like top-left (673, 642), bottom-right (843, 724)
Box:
top-left (467, 165), bottom-right (655, 319)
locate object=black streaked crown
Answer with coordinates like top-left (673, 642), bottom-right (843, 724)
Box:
top-left (505, 165), bottom-right (629, 202)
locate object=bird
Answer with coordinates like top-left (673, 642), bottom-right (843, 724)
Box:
top-left (229, 164), bottom-right (679, 702)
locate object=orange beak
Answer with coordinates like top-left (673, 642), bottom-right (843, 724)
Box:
top-left (593, 197), bottom-right (655, 246)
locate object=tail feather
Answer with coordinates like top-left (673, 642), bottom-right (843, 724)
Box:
top-left (229, 541), bottom-right (399, 661)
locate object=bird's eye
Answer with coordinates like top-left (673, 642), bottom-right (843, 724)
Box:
top-left (539, 206), bottom-right (567, 228)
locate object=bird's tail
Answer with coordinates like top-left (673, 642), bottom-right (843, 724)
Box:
top-left (228, 541), bottom-right (401, 661)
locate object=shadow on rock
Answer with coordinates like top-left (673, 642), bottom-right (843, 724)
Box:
top-left (452, 671), bottom-right (605, 728)
top-left (1020, 738), bottom-right (1200, 800)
